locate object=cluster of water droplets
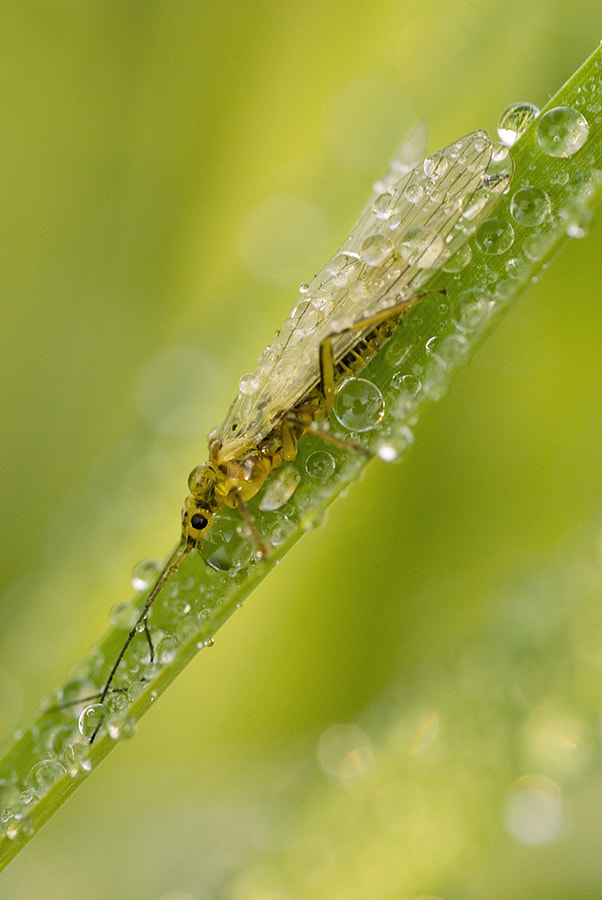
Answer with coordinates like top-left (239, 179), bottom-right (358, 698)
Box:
top-left (4, 64), bottom-right (602, 847)
top-left (330, 71), bottom-right (602, 463)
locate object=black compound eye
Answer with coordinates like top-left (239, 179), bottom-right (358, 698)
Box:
top-left (190, 512), bottom-right (208, 531)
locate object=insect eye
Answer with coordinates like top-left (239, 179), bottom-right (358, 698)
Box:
top-left (191, 513), bottom-right (208, 530)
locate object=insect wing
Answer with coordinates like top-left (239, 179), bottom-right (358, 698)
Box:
top-left (218, 130), bottom-right (512, 457)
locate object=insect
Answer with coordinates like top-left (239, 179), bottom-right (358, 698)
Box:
top-left (92, 129), bottom-right (513, 736)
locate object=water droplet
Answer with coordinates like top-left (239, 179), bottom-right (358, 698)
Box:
top-left (109, 601), bottom-right (139, 630)
top-left (566, 207), bottom-right (593, 238)
top-left (131, 559), bottom-right (162, 592)
top-left (360, 233), bottom-right (393, 265)
top-left (371, 190), bottom-right (397, 219)
top-left (376, 442), bottom-right (398, 462)
top-left (404, 182), bottom-right (424, 204)
top-left (27, 759), bottom-right (66, 797)
top-left (510, 186), bottom-right (552, 226)
top-left (443, 242), bottom-right (472, 272)
top-left (475, 217), bottom-right (515, 254)
top-left (536, 106), bottom-right (589, 157)
top-left (259, 465), bottom-right (300, 510)
top-left (434, 333), bottom-right (469, 366)
top-left (258, 511), bottom-right (292, 547)
top-left (334, 379), bottom-right (384, 432)
top-left (305, 450), bottom-right (336, 482)
top-left (107, 715), bottom-right (137, 741)
top-left (497, 102), bottom-right (540, 146)
top-left (390, 372), bottom-right (422, 393)
top-left (423, 151), bottom-right (448, 178)
top-left (78, 704), bottom-right (107, 741)
top-left (452, 290), bottom-right (494, 333)
top-left (202, 519), bottom-right (254, 572)
top-left (399, 226), bottom-right (446, 268)
top-left (156, 635), bottom-right (178, 665)
top-left (6, 815), bottom-right (35, 841)
top-left (238, 373), bottom-right (260, 395)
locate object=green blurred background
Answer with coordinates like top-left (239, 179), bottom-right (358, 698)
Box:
top-left (2, 2), bottom-right (602, 897)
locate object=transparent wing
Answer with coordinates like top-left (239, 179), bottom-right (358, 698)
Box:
top-left (218, 130), bottom-right (513, 458)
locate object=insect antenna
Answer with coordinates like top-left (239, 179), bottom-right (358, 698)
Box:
top-left (90, 537), bottom-right (195, 743)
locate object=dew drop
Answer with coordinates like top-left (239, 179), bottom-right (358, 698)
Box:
top-left (78, 704), bottom-right (107, 741)
top-left (497, 102), bottom-right (540, 146)
top-left (475, 217), bottom-right (515, 254)
top-left (6, 815), bottom-right (35, 841)
top-left (566, 208), bottom-right (593, 238)
top-left (360, 233), bottom-right (394, 265)
top-left (202, 520), bottom-right (254, 572)
top-left (131, 559), bottom-right (162, 592)
top-left (376, 442), bottom-right (398, 462)
top-left (107, 715), bottom-right (136, 740)
top-left (536, 106), bottom-right (589, 157)
top-left (443, 242), bottom-right (472, 272)
top-left (27, 759), bottom-right (67, 797)
top-left (390, 372), bottom-right (422, 394)
top-left (371, 190), bottom-right (397, 219)
top-left (334, 379), bottom-right (384, 432)
top-left (109, 601), bottom-right (139, 630)
top-left (510, 186), bottom-right (552, 226)
top-left (305, 450), bottom-right (336, 482)
top-left (238, 373), bottom-right (260, 395)
top-left (259, 466), bottom-right (300, 511)
top-left (404, 182), bottom-right (424, 204)
top-left (399, 226), bottom-right (446, 268)
top-left (423, 151), bottom-right (448, 179)
top-left (0, 779), bottom-right (20, 811)
top-left (260, 511), bottom-right (293, 547)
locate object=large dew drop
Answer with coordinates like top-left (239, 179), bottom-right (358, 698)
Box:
top-left (510, 187), bottom-right (552, 227)
top-left (536, 106), bottom-right (589, 157)
top-left (399, 226), bottom-right (446, 268)
top-left (334, 378), bottom-right (384, 432)
top-left (475, 217), bottom-right (515, 254)
top-left (497, 102), bottom-right (540, 146)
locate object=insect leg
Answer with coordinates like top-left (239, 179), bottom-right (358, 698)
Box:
top-left (232, 491), bottom-right (271, 559)
top-left (318, 289), bottom-right (444, 415)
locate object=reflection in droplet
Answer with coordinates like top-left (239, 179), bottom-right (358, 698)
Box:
top-left (259, 466), bottom-right (300, 510)
top-left (305, 450), bottom-right (336, 482)
top-left (360, 233), bottom-right (394, 265)
top-left (475, 217), bottom-right (515, 254)
top-left (443, 242), bottom-right (472, 272)
top-left (399, 227), bottom-right (446, 268)
top-left (536, 106), bottom-right (589, 157)
top-left (131, 559), bottom-right (162, 592)
top-left (497, 102), bottom-right (540, 146)
top-left (334, 379), bottom-right (385, 432)
top-left (78, 704), bottom-right (106, 741)
top-left (202, 520), bottom-right (254, 572)
top-left (510, 187), bottom-right (552, 227)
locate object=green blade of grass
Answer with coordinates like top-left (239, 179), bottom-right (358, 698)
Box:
top-left (2, 42), bottom-right (602, 870)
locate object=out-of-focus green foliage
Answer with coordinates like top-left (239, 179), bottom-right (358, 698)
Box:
top-left (1, 3), bottom-right (601, 896)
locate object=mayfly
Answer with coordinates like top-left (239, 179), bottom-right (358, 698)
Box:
top-left (92, 129), bottom-right (513, 737)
